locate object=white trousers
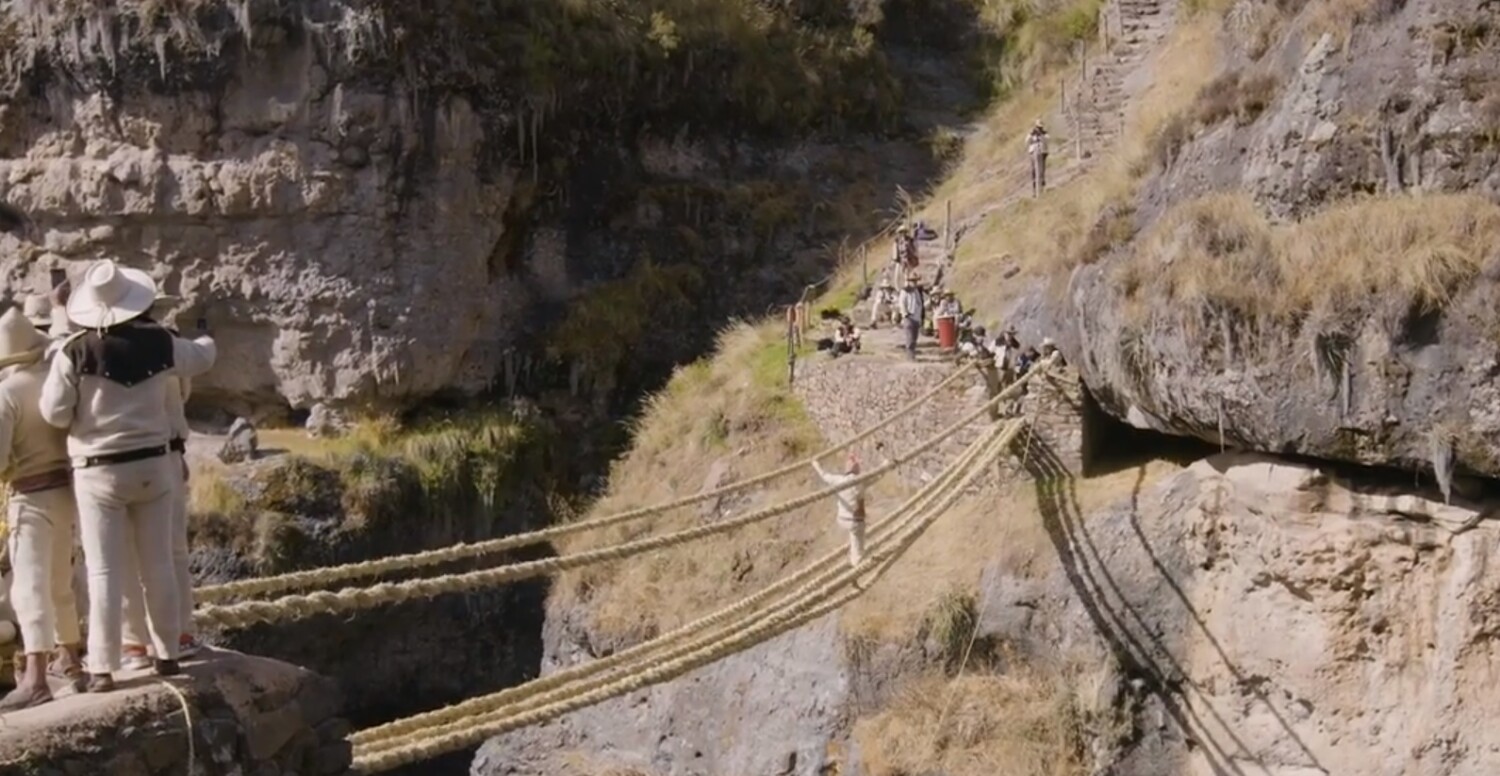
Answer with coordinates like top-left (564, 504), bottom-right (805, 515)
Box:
top-left (123, 453), bottom-right (191, 648)
top-left (6, 486), bottom-right (81, 653)
top-left (839, 517), bottom-right (866, 568)
top-left (75, 456), bottom-right (180, 673)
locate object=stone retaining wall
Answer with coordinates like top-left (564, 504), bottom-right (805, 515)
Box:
top-left (0, 650), bottom-right (351, 776)
top-left (793, 354), bottom-right (1086, 488)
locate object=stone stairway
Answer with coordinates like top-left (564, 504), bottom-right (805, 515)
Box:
top-left (1071, 0), bottom-right (1178, 157)
top-left (951, 0), bottom-right (1180, 245)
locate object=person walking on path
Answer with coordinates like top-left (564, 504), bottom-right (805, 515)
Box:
top-left (0, 304), bottom-right (84, 710)
top-left (121, 293), bottom-right (201, 670)
top-left (811, 452), bottom-right (868, 568)
top-left (899, 277), bottom-right (926, 361)
top-left (40, 260), bottom-right (217, 692)
top-left (1027, 119), bottom-right (1049, 197)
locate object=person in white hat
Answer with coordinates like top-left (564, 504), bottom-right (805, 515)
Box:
top-left (120, 292), bottom-right (200, 669)
top-left (39, 260), bottom-right (217, 691)
top-left (0, 304), bottom-right (84, 709)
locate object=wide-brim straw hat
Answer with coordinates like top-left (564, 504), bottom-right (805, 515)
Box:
top-left (20, 294), bottom-right (52, 328)
top-left (0, 307), bottom-right (49, 364)
top-left (66, 260), bottom-right (157, 329)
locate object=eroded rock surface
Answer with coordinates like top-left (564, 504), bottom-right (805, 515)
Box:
top-left (1054, 0), bottom-right (1500, 480)
top-left (981, 452), bottom-right (1500, 775)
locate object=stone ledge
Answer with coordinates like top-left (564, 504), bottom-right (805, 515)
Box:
top-left (0, 650), bottom-right (351, 776)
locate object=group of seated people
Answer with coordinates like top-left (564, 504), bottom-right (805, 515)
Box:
top-left (960, 325), bottom-right (1063, 378)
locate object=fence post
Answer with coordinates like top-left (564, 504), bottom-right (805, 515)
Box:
top-left (786, 307), bottom-right (797, 386)
top-left (944, 199), bottom-right (952, 252)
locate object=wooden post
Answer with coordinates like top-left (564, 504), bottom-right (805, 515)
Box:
top-left (944, 199), bottom-right (952, 252)
top-left (786, 306), bottom-right (797, 386)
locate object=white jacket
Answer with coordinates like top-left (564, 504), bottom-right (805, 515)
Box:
top-left (811, 462), bottom-right (865, 525)
top-left (40, 328), bottom-right (216, 458)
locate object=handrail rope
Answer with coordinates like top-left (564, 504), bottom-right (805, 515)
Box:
top-left (354, 420), bottom-right (1021, 765)
top-left (193, 361), bottom-right (1053, 629)
top-left (353, 415), bottom-right (1019, 754)
top-left (351, 386), bottom-right (1035, 747)
top-left (350, 412), bottom-right (1026, 772)
top-left (196, 363), bottom-right (978, 604)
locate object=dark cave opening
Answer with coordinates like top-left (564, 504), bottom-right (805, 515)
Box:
top-left (1080, 387), bottom-right (1222, 477)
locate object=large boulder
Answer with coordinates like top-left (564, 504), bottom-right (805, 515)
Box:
top-left (1050, 0), bottom-right (1500, 481)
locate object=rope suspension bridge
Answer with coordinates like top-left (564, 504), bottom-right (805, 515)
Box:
top-left (184, 357), bottom-right (1058, 773)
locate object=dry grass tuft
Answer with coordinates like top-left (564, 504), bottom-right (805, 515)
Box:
top-left (854, 671), bottom-right (1087, 776)
top-left (1115, 192), bottom-right (1500, 326)
top-left (552, 322), bottom-right (835, 639)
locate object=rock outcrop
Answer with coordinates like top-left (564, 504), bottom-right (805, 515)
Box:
top-left (1056, 0), bottom-right (1500, 480)
top-left (0, 650), bottom-right (352, 776)
top-left (0, 0), bottom-right (952, 419)
top-left (982, 452), bottom-right (1500, 775)
top-left (475, 616), bottom-right (852, 776)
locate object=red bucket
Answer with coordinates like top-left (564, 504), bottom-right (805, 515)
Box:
top-left (936, 316), bottom-right (958, 351)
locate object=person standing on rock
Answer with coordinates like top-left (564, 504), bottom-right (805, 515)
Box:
top-left (899, 276), bottom-right (925, 361)
top-left (121, 292), bottom-right (202, 670)
top-left (811, 452), bottom-right (868, 568)
top-left (0, 304), bottom-right (85, 710)
top-left (1027, 119), bottom-right (1049, 197)
top-left (39, 260), bottom-right (217, 692)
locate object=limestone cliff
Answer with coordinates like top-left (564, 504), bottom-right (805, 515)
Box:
top-left (1058, 0), bottom-right (1500, 482)
top-left (0, 0), bottom-right (954, 419)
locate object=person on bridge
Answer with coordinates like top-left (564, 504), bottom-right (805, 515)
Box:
top-left (0, 304), bottom-right (84, 711)
top-left (1027, 119), bottom-right (1049, 197)
top-left (40, 260), bottom-right (217, 692)
top-left (811, 452), bottom-right (867, 568)
top-left (898, 276), bottom-right (926, 361)
top-left (121, 293), bottom-right (201, 670)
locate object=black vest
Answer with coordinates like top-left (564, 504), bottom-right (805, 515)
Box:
top-left (64, 318), bottom-right (175, 387)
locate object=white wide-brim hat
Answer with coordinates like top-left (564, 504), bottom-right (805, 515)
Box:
top-left (0, 307), bottom-right (49, 364)
top-left (66, 260), bottom-right (157, 329)
top-left (20, 294), bottom-right (52, 328)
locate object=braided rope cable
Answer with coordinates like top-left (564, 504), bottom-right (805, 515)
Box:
top-left (194, 362), bottom-right (1051, 630)
top-left (197, 364), bottom-right (976, 604)
top-left (350, 412), bottom-right (1025, 773)
top-left (353, 414), bottom-right (1017, 755)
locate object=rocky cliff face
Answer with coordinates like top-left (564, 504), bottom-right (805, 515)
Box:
top-left (0, 0), bottom-right (955, 419)
top-left (0, 2), bottom-right (519, 416)
top-left (984, 452), bottom-right (1500, 776)
top-left (1059, 0), bottom-right (1500, 482)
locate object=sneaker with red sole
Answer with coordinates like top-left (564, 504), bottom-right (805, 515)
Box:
top-left (178, 635), bottom-right (203, 659)
top-left (121, 644), bottom-right (152, 672)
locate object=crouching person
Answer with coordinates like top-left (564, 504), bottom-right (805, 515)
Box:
top-left (40, 261), bottom-right (216, 692)
top-left (0, 305), bottom-right (84, 710)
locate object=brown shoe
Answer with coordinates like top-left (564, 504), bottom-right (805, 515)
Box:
top-left (87, 673), bottom-right (115, 693)
top-left (153, 659), bottom-right (180, 677)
